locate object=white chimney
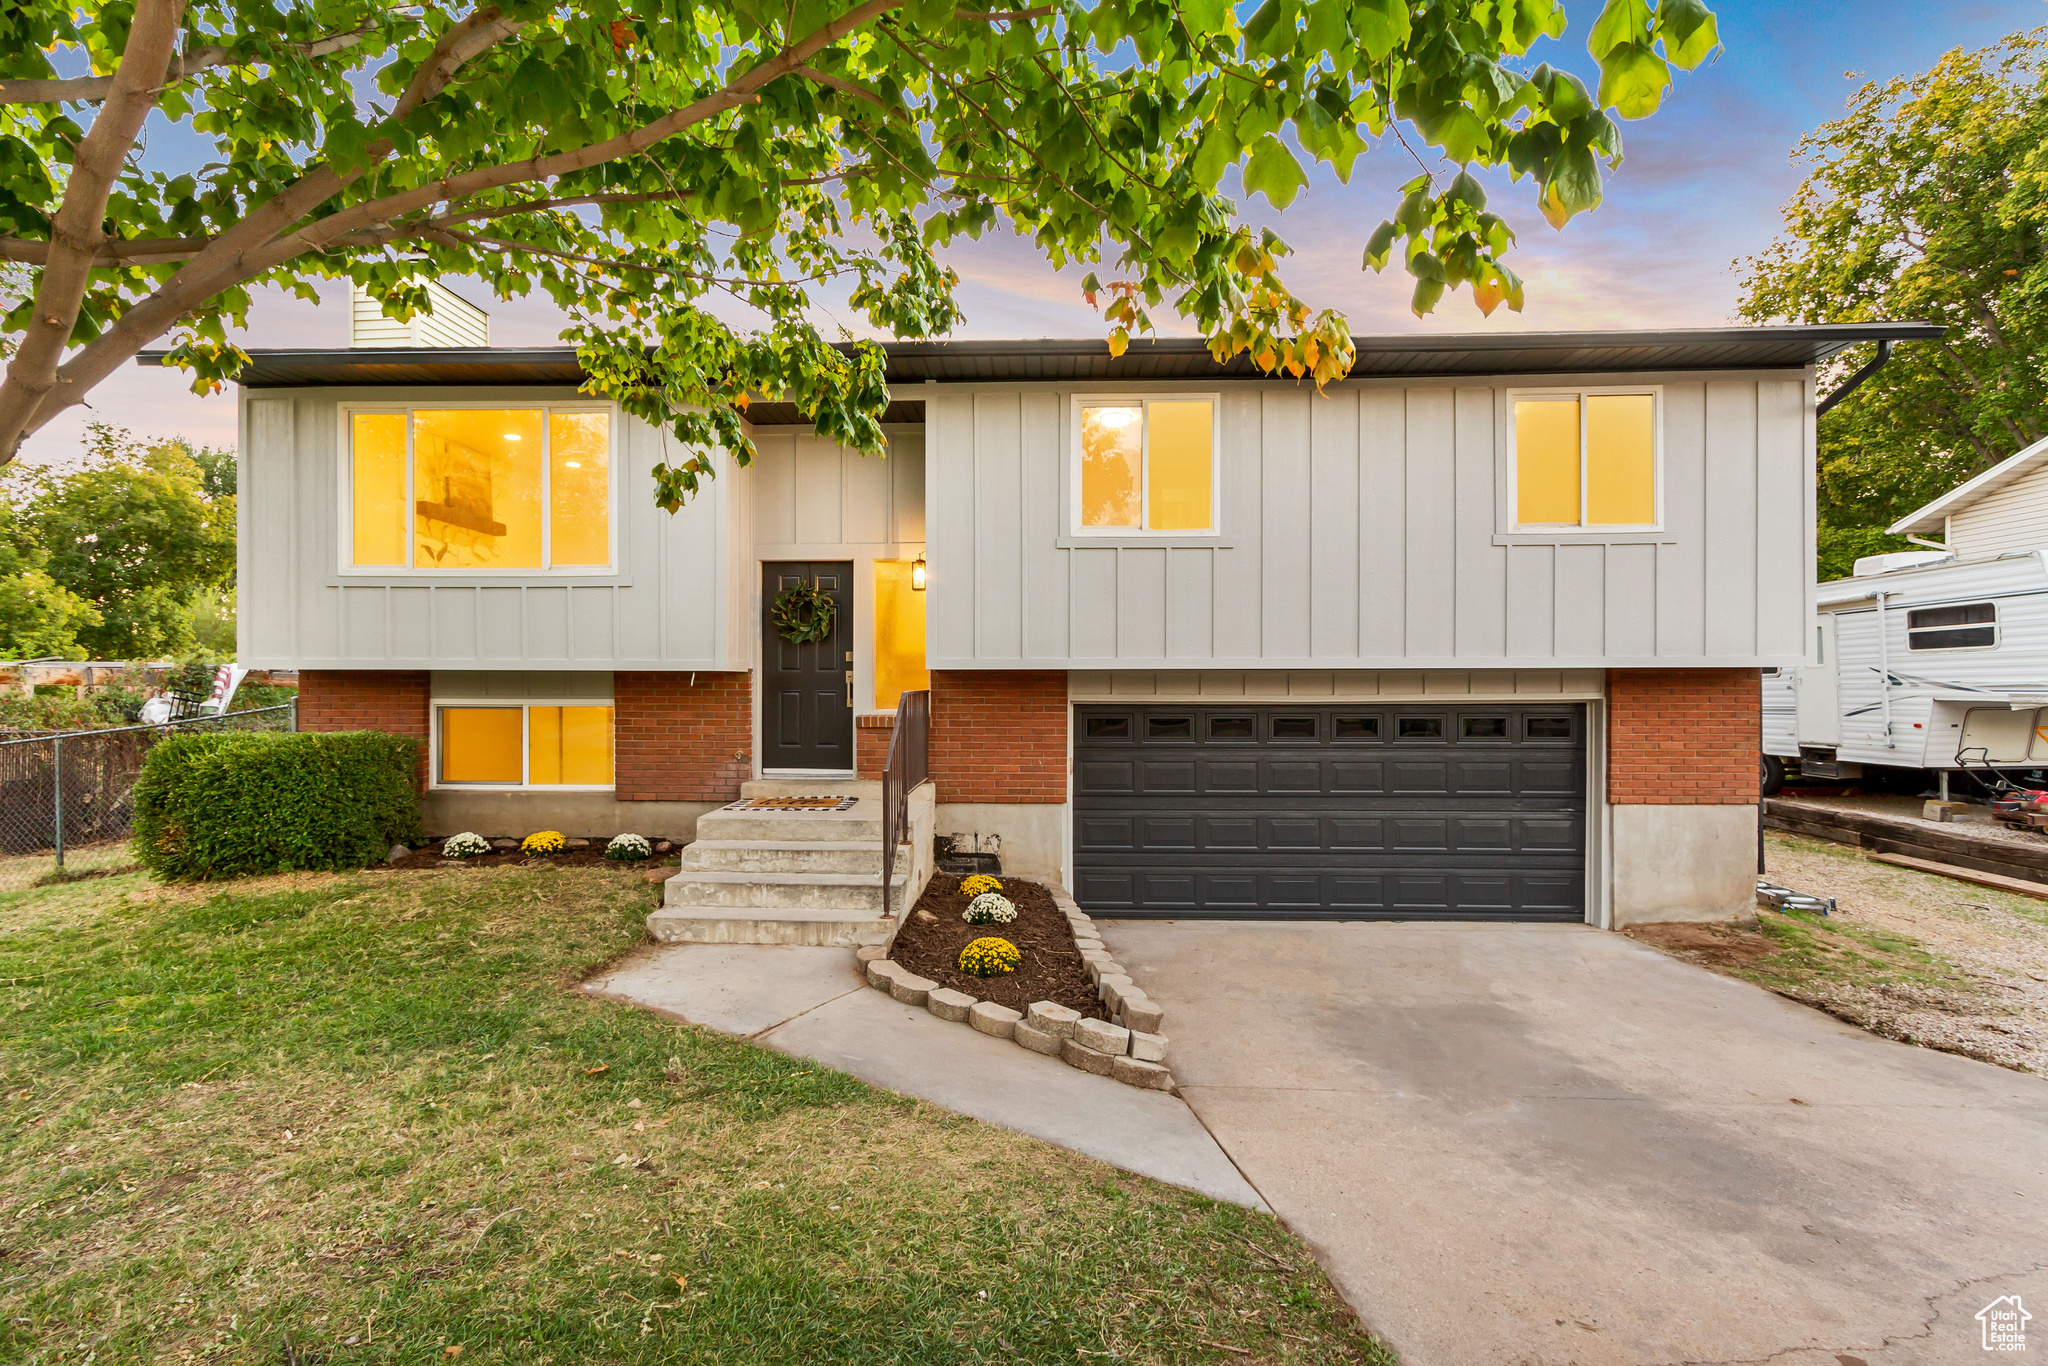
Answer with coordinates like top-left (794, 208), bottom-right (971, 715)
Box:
top-left (350, 279), bottom-right (490, 348)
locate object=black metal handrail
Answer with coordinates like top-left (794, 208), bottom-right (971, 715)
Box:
top-left (880, 689), bottom-right (930, 919)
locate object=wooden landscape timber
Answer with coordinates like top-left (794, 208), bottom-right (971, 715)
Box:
top-left (1763, 797), bottom-right (2048, 887)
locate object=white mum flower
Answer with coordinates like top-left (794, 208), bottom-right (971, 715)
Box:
top-left (606, 833), bottom-right (653, 861)
top-left (963, 892), bottom-right (1017, 924)
top-left (442, 832), bottom-right (490, 859)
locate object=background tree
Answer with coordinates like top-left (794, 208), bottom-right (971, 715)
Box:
top-left (1738, 30), bottom-right (2048, 580)
top-left (0, 0), bottom-right (1717, 501)
top-left (0, 496), bottom-right (101, 659)
top-left (3, 424), bottom-right (235, 658)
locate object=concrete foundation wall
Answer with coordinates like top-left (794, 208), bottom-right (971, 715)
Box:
top-left (937, 802), bottom-right (1068, 883)
top-left (1610, 803), bottom-right (1758, 926)
top-left (421, 791), bottom-right (723, 843)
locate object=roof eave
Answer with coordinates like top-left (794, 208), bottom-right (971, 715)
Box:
top-left (1887, 432), bottom-right (2048, 536)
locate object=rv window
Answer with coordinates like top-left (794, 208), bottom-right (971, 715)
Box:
top-left (1907, 602), bottom-right (1996, 651)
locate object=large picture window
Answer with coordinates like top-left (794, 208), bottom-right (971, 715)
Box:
top-left (1511, 390), bottom-right (1659, 531)
top-left (435, 702), bottom-right (616, 787)
top-left (347, 406), bottom-right (613, 570)
top-left (1071, 396), bottom-right (1217, 535)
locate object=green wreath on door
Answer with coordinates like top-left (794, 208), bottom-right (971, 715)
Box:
top-left (772, 582), bottom-right (837, 645)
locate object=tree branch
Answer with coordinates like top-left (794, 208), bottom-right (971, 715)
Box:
top-left (0, 0), bottom-right (188, 460)
top-left (795, 65), bottom-right (906, 119)
top-left (393, 7), bottom-right (525, 121)
top-left (19, 0), bottom-right (909, 446)
top-left (0, 23), bottom-right (380, 105)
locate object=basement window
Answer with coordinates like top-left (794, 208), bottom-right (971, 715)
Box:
top-left (435, 702), bottom-right (615, 788)
top-left (1907, 602), bottom-right (1997, 651)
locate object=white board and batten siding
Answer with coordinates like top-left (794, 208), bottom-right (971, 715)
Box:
top-left (237, 388), bottom-right (750, 671)
top-left (742, 426), bottom-right (927, 715)
top-left (925, 373), bottom-right (1814, 671)
top-left (1946, 463), bottom-right (2048, 559)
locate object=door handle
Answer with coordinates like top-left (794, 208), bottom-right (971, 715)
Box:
top-left (846, 669), bottom-right (853, 708)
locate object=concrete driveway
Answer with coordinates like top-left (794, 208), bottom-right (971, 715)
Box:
top-left (1103, 921), bottom-right (2048, 1366)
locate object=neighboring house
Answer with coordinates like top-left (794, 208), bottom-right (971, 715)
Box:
top-left (152, 317), bottom-right (1935, 928)
top-left (1762, 432), bottom-right (2048, 783)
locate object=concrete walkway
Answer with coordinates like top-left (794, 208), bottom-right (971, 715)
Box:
top-left (582, 944), bottom-right (1262, 1208)
top-left (1103, 920), bottom-right (2048, 1366)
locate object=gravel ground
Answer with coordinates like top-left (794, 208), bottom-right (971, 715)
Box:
top-left (1728, 833), bottom-right (2048, 1072)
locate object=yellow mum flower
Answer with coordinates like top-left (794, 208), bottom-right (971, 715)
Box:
top-left (521, 830), bottom-right (567, 855)
top-left (959, 874), bottom-right (1004, 898)
top-left (958, 937), bottom-right (1021, 977)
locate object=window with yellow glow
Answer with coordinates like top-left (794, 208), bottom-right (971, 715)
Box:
top-left (1512, 391), bottom-right (1658, 529)
top-left (345, 406), bottom-right (612, 569)
top-left (439, 707), bottom-right (524, 784)
top-left (1076, 397), bottom-right (1216, 533)
top-left (873, 559), bottom-right (930, 710)
top-left (436, 702), bottom-right (615, 787)
top-left (350, 413), bottom-right (409, 566)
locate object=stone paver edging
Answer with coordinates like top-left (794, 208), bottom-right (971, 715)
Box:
top-left (860, 883), bottom-right (1175, 1091)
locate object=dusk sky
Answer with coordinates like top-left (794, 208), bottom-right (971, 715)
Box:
top-left (17, 1), bottom-right (2041, 467)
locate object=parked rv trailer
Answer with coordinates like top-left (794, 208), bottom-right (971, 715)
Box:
top-left (1763, 548), bottom-right (2048, 790)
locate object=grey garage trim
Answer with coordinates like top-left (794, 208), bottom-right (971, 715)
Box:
top-left (1072, 703), bottom-right (1587, 921)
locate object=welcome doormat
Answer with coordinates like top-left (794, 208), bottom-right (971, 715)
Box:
top-left (724, 796), bottom-right (860, 812)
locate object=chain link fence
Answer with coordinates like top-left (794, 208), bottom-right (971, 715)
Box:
top-left (0, 702), bottom-right (296, 877)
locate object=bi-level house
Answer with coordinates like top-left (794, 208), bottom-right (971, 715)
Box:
top-left (159, 305), bottom-right (1935, 931)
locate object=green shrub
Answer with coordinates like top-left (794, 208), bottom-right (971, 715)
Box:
top-left (132, 730), bottom-right (424, 880)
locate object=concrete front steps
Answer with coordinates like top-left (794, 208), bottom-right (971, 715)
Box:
top-left (647, 778), bottom-right (912, 947)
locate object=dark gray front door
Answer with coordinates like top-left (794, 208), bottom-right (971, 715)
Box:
top-left (761, 562), bottom-right (853, 772)
top-left (1072, 704), bottom-right (1586, 920)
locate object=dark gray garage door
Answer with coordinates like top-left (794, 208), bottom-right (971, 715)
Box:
top-left (1072, 704), bottom-right (1586, 920)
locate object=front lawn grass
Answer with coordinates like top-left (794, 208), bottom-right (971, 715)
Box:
top-left (0, 861), bottom-right (1391, 1365)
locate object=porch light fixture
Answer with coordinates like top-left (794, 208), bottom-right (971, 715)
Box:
top-left (911, 553), bottom-right (927, 591)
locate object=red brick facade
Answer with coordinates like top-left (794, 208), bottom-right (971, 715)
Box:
top-left (297, 670), bottom-right (431, 788)
top-left (1607, 668), bottom-right (1759, 805)
top-left (856, 713), bottom-right (895, 780)
top-left (614, 671), bottom-right (753, 802)
top-left (929, 670), bottom-right (1068, 803)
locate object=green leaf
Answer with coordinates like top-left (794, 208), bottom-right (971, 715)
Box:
top-left (1242, 0), bottom-right (1298, 58)
top-left (1447, 168), bottom-right (1488, 210)
top-left (1177, 0), bottom-right (1234, 38)
top-left (1192, 117), bottom-right (1241, 190)
top-left (1303, 0), bottom-right (1349, 56)
top-left (1530, 64), bottom-right (1593, 122)
top-left (1540, 142), bottom-right (1602, 227)
top-left (1088, 2), bottom-right (1126, 53)
top-left (1654, 0), bottom-right (1721, 69)
top-left (1363, 220), bottom-right (1398, 271)
top-left (1597, 42), bottom-right (1672, 119)
top-left (1429, 107), bottom-right (1489, 164)
top-left (1351, 0), bottom-right (1411, 61)
top-left (1588, 0), bottom-right (1651, 59)
top-left (1242, 133), bottom-right (1309, 208)
top-left (1410, 276), bottom-right (1446, 316)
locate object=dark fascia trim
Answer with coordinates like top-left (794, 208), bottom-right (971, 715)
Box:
top-left (138, 322), bottom-right (1947, 388)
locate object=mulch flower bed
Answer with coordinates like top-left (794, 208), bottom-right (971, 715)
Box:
top-left (385, 844), bottom-right (677, 872)
top-left (886, 873), bottom-right (1105, 1020)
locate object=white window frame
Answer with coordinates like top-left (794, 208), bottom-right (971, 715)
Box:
top-left (1066, 393), bottom-right (1223, 538)
top-left (1906, 601), bottom-right (2000, 652)
top-left (1504, 385), bottom-right (1664, 536)
top-left (338, 400), bottom-right (620, 576)
top-left (428, 698), bottom-right (618, 791)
